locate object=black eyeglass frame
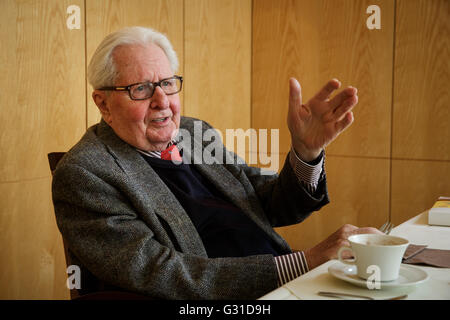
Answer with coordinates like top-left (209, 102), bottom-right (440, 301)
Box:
top-left (97, 75), bottom-right (183, 100)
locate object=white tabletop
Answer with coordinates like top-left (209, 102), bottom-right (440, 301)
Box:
top-left (259, 211), bottom-right (450, 300)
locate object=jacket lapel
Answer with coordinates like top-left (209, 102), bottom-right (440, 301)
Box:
top-left (96, 120), bottom-right (207, 257)
top-left (177, 126), bottom-right (249, 211)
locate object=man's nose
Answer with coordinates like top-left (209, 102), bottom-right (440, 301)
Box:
top-left (150, 86), bottom-right (169, 109)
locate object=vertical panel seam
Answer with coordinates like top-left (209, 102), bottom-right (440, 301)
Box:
top-left (182, 0), bottom-right (185, 116)
top-left (250, 0), bottom-right (253, 132)
top-left (84, 0), bottom-right (88, 130)
top-left (389, 0), bottom-right (398, 223)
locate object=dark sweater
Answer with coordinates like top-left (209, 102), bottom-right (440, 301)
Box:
top-left (141, 154), bottom-right (287, 258)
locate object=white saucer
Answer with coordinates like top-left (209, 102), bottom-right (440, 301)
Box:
top-left (328, 261), bottom-right (429, 289)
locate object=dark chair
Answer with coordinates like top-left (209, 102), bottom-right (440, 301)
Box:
top-left (48, 152), bottom-right (153, 300)
top-left (47, 152), bottom-right (67, 175)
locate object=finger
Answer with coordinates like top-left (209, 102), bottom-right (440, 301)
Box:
top-left (339, 248), bottom-right (354, 259)
top-left (329, 86), bottom-right (357, 110)
top-left (341, 223), bottom-right (359, 234)
top-left (329, 240), bottom-right (352, 260)
top-left (332, 94), bottom-right (358, 122)
top-left (313, 78), bottom-right (341, 101)
top-left (289, 77), bottom-right (302, 107)
top-left (338, 224), bottom-right (359, 240)
top-left (289, 78), bottom-right (309, 122)
top-left (335, 111), bottom-right (354, 133)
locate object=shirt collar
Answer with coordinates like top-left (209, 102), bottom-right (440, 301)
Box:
top-left (135, 140), bottom-right (178, 159)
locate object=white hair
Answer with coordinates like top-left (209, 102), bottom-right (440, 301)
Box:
top-left (87, 26), bottom-right (179, 89)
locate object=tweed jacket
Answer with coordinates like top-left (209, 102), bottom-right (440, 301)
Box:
top-left (52, 117), bottom-right (329, 299)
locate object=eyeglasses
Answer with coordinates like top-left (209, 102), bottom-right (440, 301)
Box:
top-left (97, 75), bottom-right (183, 100)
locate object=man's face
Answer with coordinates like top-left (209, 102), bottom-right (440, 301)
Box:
top-left (93, 43), bottom-right (181, 151)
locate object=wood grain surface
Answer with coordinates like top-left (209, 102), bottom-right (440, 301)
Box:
top-left (0, 178), bottom-right (69, 299)
top-left (252, 0), bottom-right (395, 157)
top-left (0, 0), bottom-right (84, 299)
top-left (393, 0), bottom-right (449, 160)
top-left (391, 159), bottom-right (450, 225)
top-left (0, 0), bottom-right (86, 182)
top-left (184, 0), bottom-right (252, 139)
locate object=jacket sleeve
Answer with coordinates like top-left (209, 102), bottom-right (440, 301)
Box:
top-left (240, 153), bottom-right (329, 227)
top-left (52, 161), bottom-right (279, 299)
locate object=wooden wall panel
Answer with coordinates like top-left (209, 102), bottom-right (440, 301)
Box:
top-left (252, 0), bottom-right (394, 157)
top-left (85, 0), bottom-right (184, 127)
top-left (0, 0), bottom-right (85, 299)
top-left (391, 160), bottom-right (450, 225)
top-left (0, 179), bottom-right (68, 299)
top-left (276, 156), bottom-right (390, 250)
top-left (184, 0), bottom-right (252, 145)
top-left (393, 0), bottom-right (449, 160)
top-left (0, 0), bottom-right (86, 182)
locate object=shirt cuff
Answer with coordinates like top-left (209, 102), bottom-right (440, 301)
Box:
top-left (274, 251), bottom-right (310, 287)
top-left (289, 146), bottom-right (324, 194)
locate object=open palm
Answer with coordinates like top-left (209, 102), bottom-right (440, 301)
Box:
top-left (287, 78), bottom-right (358, 161)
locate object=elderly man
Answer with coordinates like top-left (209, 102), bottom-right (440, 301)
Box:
top-left (52, 26), bottom-right (379, 299)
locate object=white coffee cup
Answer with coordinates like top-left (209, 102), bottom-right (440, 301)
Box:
top-left (337, 234), bottom-right (409, 282)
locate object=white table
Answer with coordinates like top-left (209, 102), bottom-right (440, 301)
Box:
top-left (259, 211), bottom-right (450, 300)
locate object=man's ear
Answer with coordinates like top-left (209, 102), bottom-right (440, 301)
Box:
top-left (92, 90), bottom-right (112, 123)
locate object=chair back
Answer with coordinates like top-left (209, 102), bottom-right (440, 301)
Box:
top-left (47, 152), bottom-right (66, 174)
top-left (47, 152), bottom-right (81, 299)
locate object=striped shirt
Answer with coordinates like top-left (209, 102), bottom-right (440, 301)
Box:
top-left (138, 144), bottom-right (324, 287)
top-left (274, 147), bottom-right (323, 285)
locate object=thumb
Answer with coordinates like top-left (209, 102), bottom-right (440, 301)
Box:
top-left (289, 77), bottom-right (302, 108)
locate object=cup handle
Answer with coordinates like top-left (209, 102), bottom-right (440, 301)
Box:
top-left (337, 246), bottom-right (356, 265)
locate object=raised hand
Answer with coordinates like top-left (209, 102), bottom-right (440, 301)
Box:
top-left (287, 78), bottom-right (358, 162)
